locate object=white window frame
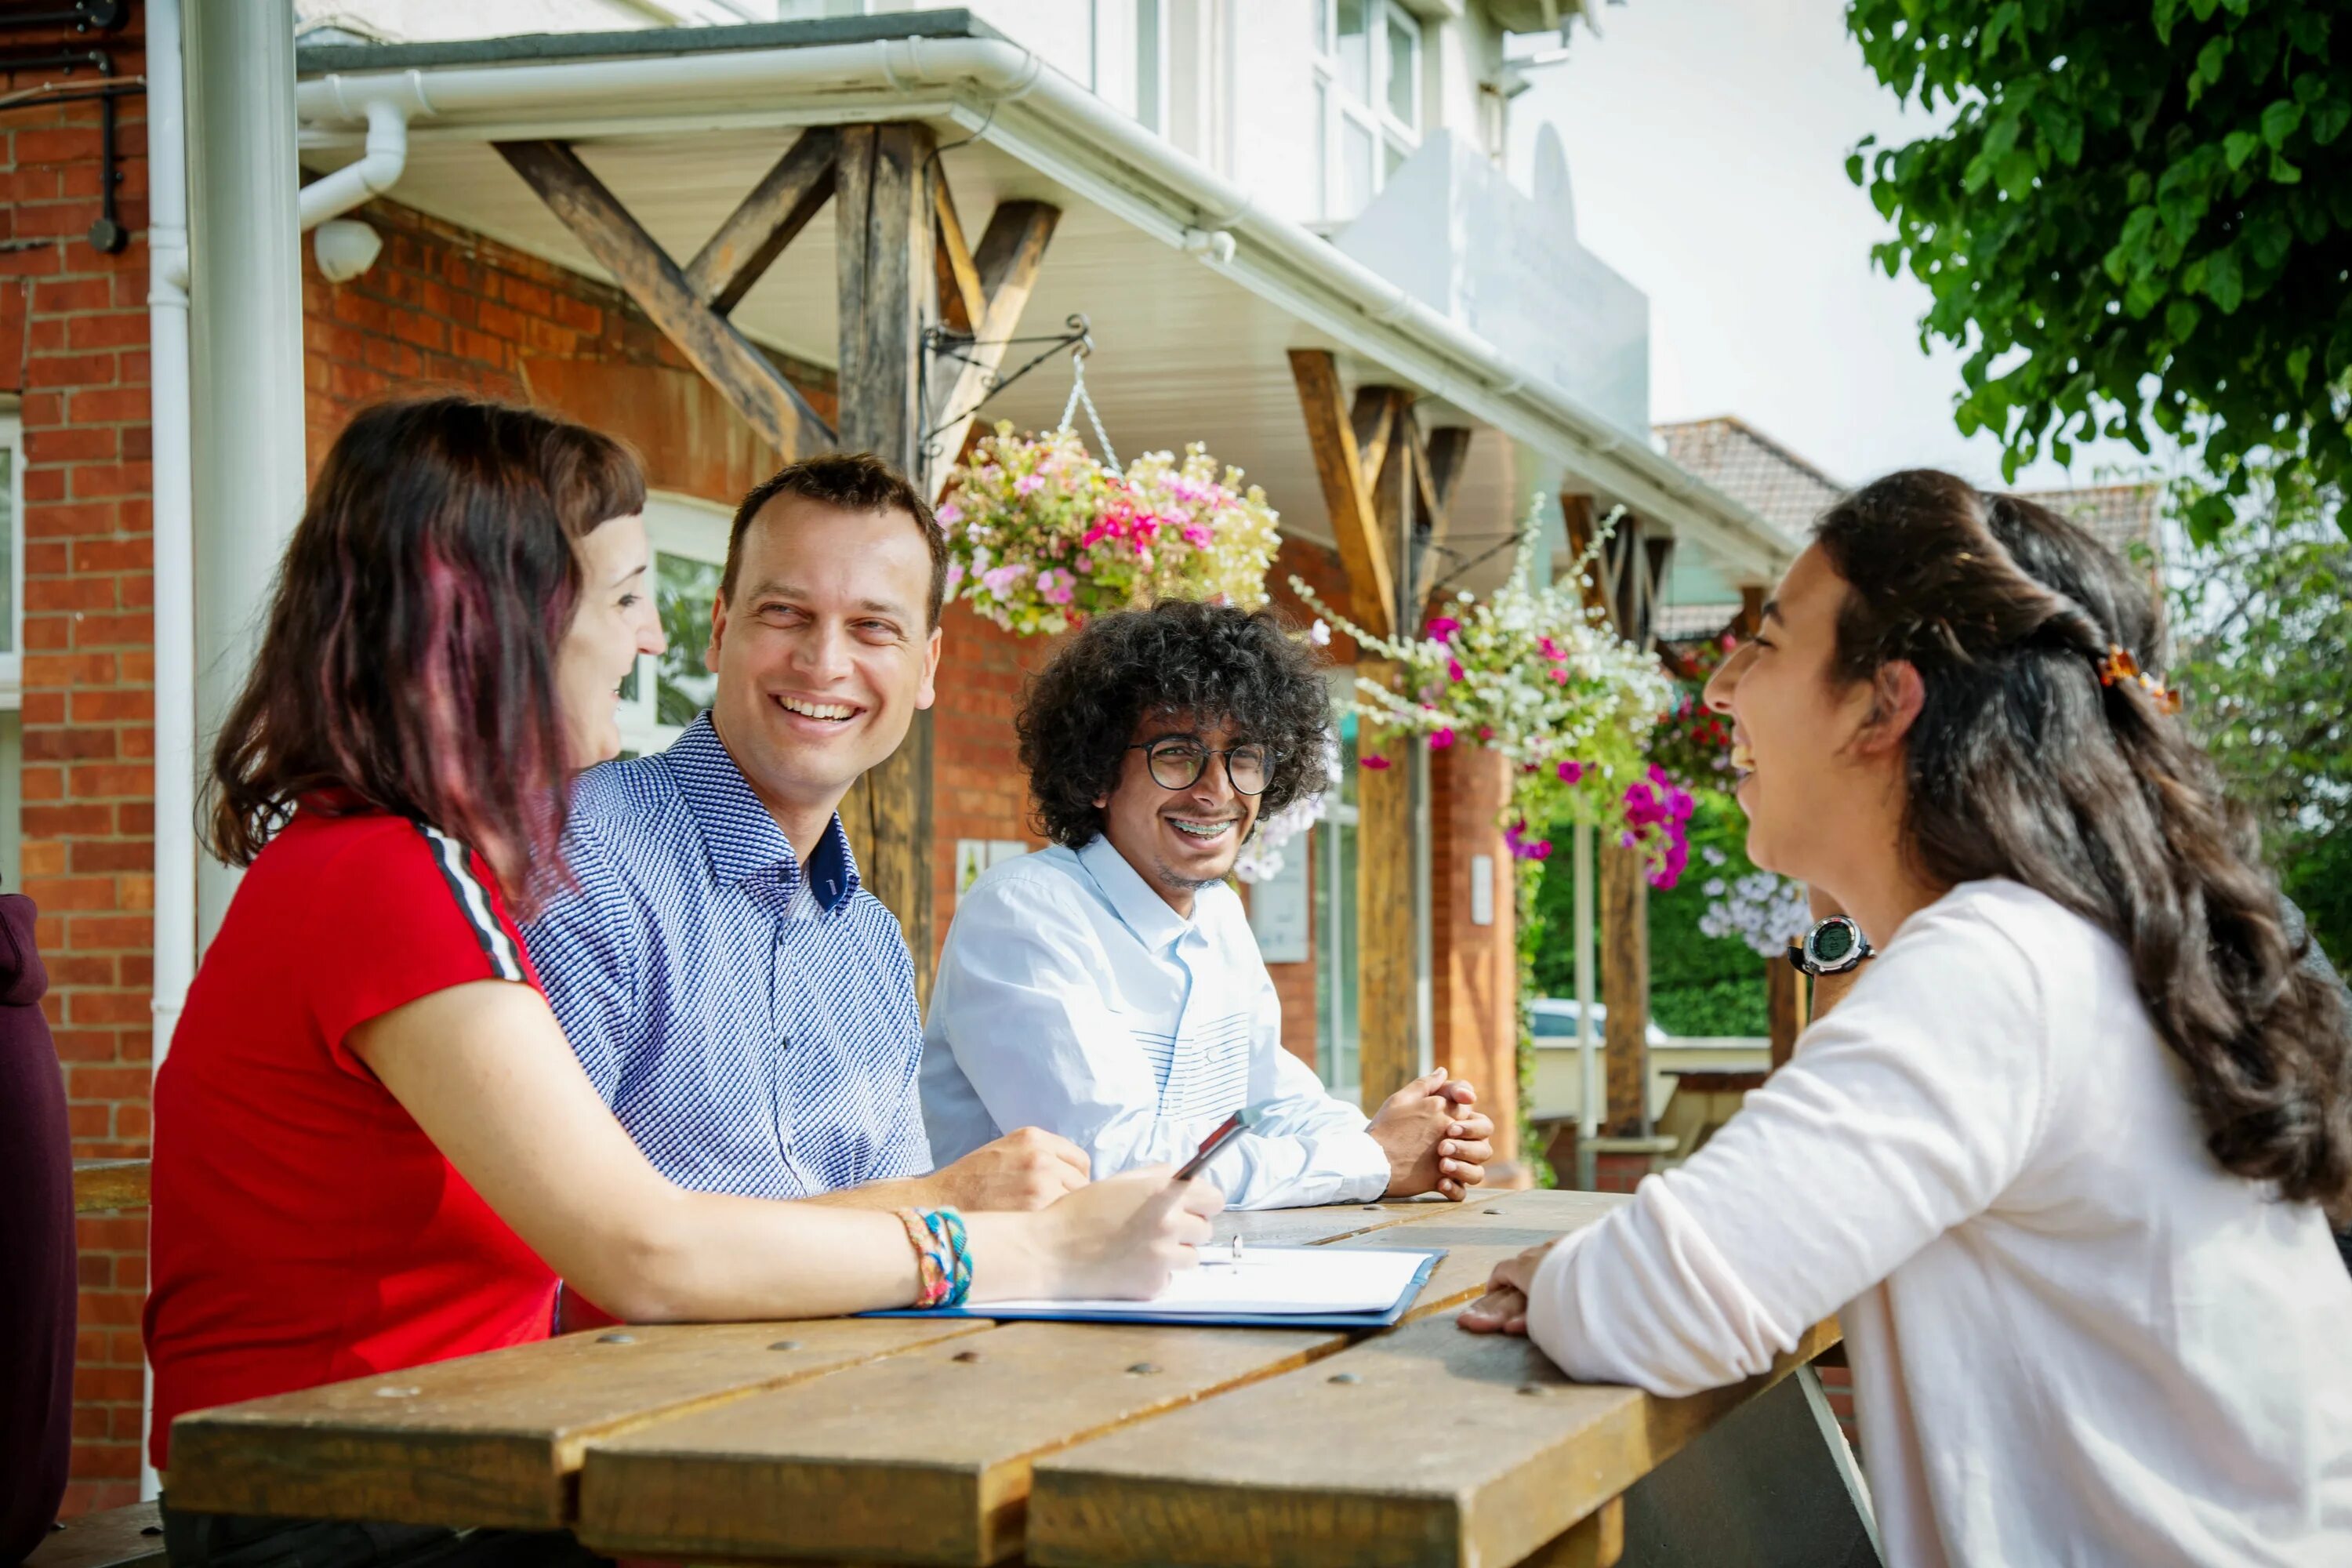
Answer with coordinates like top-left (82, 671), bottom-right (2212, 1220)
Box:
top-left (1312, 0), bottom-right (1423, 221)
top-left (615, 490), bottom-right (731, 760)
top-left (0, 405), bottom-right (22, 710)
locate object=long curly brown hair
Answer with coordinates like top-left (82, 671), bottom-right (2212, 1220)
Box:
top-left (1816, 470), bottom-right (2352, 1216)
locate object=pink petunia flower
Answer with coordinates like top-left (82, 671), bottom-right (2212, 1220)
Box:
top-left (1425, 615), bottom-right (1461, 642)
top-left (1360, 754), bottom-right (1392, 771)
top-left (1014, 474), bottom-right (1045, 495)
top-left (1428, 728), bottom-right (1456, 750)
top-left (934, 501), bottom-right (963, 527)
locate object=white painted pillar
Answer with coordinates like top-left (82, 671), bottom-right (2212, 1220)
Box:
top-left (184, 0), bottom-right (307, 946)
top-left (141, 0), bottom-right (194, 1504)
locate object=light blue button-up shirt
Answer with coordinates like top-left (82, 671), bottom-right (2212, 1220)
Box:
top-left (524, 713), bottom-right (929, 1198)
top-left (921, 835), bottom-right (1390, 1209)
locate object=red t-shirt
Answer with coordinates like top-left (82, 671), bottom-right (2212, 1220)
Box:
top-left (145, 804), bottom-right (557, 1470)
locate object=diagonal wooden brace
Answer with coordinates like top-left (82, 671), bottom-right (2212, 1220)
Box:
top-left (496, 139), bottom-right (836, 462)
top-left (682, 127), bottom-right (840, 318)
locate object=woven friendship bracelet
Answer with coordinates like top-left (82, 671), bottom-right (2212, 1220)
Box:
top-left (921, 1207), bottom-right (974, 1308)
top-left (896, 1207), bottom-right (951, 1309)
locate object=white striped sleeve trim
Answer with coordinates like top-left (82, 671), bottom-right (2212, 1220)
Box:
top-left (414, 822), bottom-right (527, 983)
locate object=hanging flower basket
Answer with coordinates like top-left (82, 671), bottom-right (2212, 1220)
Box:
top-left (1292, 500), bottom-right (1694, 888)
top-left (936, 423), bottom-right (1282, 637)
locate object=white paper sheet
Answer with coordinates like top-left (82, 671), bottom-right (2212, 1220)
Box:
top-left (976, 1246), bottom-right (1439, 1317)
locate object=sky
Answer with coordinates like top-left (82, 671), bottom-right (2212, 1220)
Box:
top-left (1508, 0), bottom-right (2156, 494)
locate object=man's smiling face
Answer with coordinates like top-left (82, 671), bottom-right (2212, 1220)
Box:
top-left (1094, 711), bottom-right (1264, 914)
top-left (706, 495), bottom-right (939, 840)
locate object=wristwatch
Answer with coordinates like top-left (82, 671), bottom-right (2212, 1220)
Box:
top-left (1787, 914), bottom-right (1874, 976)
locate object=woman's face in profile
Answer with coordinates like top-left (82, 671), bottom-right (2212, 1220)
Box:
top-left (1704, 543), bottom-right (1885, 886)
top-left (557, 513), bottom-right (664, 770)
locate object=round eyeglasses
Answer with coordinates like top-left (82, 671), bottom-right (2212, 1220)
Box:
top-left (1127, 739), bottom-right (1276, 796)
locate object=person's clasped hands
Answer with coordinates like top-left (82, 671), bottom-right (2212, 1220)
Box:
top-left (1367, 1067), bottom-right (1497, 1200)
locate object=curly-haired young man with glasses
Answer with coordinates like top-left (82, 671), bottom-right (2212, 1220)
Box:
top-left (921, 600), bottom-right (1495, 1208)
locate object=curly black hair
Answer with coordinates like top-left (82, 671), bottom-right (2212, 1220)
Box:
top-left (1017, 600), bottom-right (1334, 849)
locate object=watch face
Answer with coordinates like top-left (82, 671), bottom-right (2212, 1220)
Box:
top-left (1812, 920), bottom-right (1857, 967)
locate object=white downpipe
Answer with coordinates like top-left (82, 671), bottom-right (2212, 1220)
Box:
top-left (292, 37), bottom-right (1789, 577)
top-left (141, 0), bottom-right (191, 1505)
top-left (296, 90), bottom-right (418, 231)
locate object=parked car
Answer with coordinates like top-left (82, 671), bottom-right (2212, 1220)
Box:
top-left (1528, 996), bottom-right (1669, 1047)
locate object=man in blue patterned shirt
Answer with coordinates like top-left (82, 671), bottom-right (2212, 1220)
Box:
top-left (525, 454), bottom-right (1086, 1211)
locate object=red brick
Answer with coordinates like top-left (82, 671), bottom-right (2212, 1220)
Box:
top-left (68, 688), bottom-right (151, 724)
top-left (25, 501), bottom-right (119, 538)
top-left (21, 614), bottom-right (72, 651)
top-left (64, 1102), bottom-right (110, 1140)
top-left (66, 763), bottom-right (150, 799)
top-left (21, 464), bottom-right (66, 503)
top-left (116, 800), bottom-right (153, 837)
top-left (24, 650), bottom-right (116, 687)
top-left (30, 573), bottom-right (117, 611)
top-left (67, 312), bottom-right (149, 350)
top-left (26, 350), bottom-right (118, 388)
top-left (72, 840), bottom-right (154, 875)
top-left (27, 541), bottom-right (71, 577)
top-left (24, 875), bottom-right (115, 912)
top-left (117, 873), bottom-right (154, 910)
top-left (17, 126), bottom-right (103, 163)
top-left (26, 423), bottom-right (116, 462)
top-left (70, 462), bottom-right (150, 499)
top-left (74, 611), bottom-right (150, 647)
top-left (23, 727), bottom-right (117, 761)
top-left (67, 991), bottom-right (152, 1027)
top-left (30, 275), bottom-right (114, 314)
top-left (21, 766), bottom-right (64, 803)
top-left (65, 387), bottom-right (145, 422)
top-left (48, 954), bottom-right (117, 988)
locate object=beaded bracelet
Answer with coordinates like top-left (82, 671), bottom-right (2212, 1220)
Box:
top-left (895, 1207), bottom-right (952, 1308)
top-left (920, 1207), bottom-right (973, 1308)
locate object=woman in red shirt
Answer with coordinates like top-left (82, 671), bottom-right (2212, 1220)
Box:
top-left (146, 398), bottom-right (1218, 1566)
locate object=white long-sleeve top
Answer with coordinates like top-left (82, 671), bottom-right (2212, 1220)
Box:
top-left (920, 837), bottom-right (1391, 1209)
top-left (1527, 878), bottom-right (2352, 1568)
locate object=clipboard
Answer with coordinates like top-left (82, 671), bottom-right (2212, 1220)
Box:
top-left (864, 1246), bottom-right (1445, 1330)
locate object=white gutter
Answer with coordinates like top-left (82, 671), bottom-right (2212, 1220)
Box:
top-left (141, 0), bottom-right (191, 1506)
top-left (294, 35), bottom-right (1790, 579)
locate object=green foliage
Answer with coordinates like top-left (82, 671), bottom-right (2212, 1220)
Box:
top-left (1526, 793), bottom-right (1771, 1036)
top-left (1845, 0), bottom-right (2352, 538)
top-left (2169, 460), bottom-right (2352, 966)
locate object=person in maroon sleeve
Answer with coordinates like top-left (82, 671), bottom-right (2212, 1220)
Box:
top-left (144, 397), bottom-right (1221, 1568)
top-left (0, 891), bottom-right (71, 1567)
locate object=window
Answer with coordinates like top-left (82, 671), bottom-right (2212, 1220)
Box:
top-left (1312, 0), bottom-right (1421, 220)
top-left (1135, 0), bottom-right (1165, 134)
top-left (615, 492), bottom-right (731, 760)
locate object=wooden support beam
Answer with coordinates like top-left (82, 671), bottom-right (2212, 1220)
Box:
top-left (834, 122), bottom-right (940, 1000)
top-left (1639, 532), bottom-right (1675, 647)
top-left (1425, 424), bottom-right (1471, 521)
top-left (1289, 350), bottom-right (1394, 640)
top-left (1558, 490), bottom-right (1610, 622)
top-left (924, 198), bottom-right (1062, 495)
top-left (930, 176), bottom-right (986, 337)
top-left (1349, 386), bottom-right (1399, 493)
top-left (681, 127), bottom-right (838, 317)
top-left (495, 140), bottom-right (834, 461)
top-left (1356, 684), bottom-right (1417, 1112)
top-left (1737, 582), bottom-right (1767, 637)
top-left (1599, 837), bottom-right (1651, 1134)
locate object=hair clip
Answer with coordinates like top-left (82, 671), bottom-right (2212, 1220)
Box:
top-left (2096, 645), bottom-right (2181, 714)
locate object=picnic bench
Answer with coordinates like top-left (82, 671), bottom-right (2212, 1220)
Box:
top-left (161, 1189), bottom-right (1860, 1568)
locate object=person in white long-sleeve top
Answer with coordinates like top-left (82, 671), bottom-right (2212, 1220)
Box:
top-left (1461, 470), bottom-right (2352, 1567)
top-left (923, 599), bottom-right (1495, 1209)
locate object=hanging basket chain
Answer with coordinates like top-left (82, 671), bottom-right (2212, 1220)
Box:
top-left (1057, 348), bottom-right (1120, 474)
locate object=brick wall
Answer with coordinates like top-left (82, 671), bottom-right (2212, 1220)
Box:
top-left (3, 13), bottom-right (158, 1513)
top-left (929, 604), bottom-right (1049, 951)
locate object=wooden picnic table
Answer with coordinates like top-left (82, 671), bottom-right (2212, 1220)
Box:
top-left (163, 1189), bottom-right (1842, 1568)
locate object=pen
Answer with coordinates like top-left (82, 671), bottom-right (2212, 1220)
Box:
top-left (1174, 1105), bottom-right (1265, 1184)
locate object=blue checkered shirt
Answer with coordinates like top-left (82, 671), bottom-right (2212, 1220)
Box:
top-left (522, 713), bottom-right (929, 1198)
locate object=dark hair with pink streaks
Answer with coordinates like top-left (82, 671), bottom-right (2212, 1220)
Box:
top-left (205, 396), bottom-right (644, 913)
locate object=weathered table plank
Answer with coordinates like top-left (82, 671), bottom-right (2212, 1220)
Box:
top-left (163, 1317), bottom-right (989, 1528)
top-left (575, 1189), bottom-right (1618, 1565)
top-left (1026, 1313), bottom-right (1842, 1568)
